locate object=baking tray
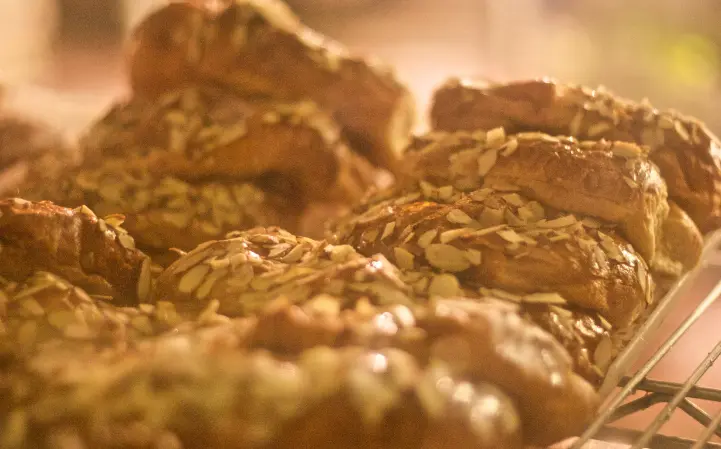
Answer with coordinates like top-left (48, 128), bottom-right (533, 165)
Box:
top-left (598, 229), bottom-right (721, 400)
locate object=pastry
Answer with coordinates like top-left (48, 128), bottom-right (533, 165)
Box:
top-left (431, 78), bottom-right (721, 233)
top-left (0, 199), bottom-right (150, 304)
top-left (127, 1), bottom-right (415, 172)
top-left (400, 130), bottom-right (703, 279)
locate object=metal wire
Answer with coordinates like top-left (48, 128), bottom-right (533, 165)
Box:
top-left (571, 232), bottom-right (721, 448)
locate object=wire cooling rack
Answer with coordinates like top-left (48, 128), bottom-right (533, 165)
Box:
top-left (568, 233), bottom-right (721, 449)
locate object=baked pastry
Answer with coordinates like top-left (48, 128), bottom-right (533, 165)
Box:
top-left (0, 198), bottom-right (150, 305)
top-left (0, 271), bottom-right (170, 351)
top-left (81, 85), bottom-right (377, 204)
top-left (127, 1), bottom-right (415, 172)
top-left (151, 227), bottom-right (600, 445)
top-left (431, 78), bottom-right (721, 233)
top-left (0, 110), bottom-right (78, 197)
top-left (331, 186), bottom-right (651, 328)
top-left (400, 130), bottom-right (702, 279)
top-left (0, 339), bottom-right (523, 449)
top-left (19, 86), bottom-right (381, 252)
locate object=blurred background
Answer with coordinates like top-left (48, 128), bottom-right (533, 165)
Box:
top-left (2, 0), bottom-right (721, 131)
top-left (1, 0), bottom-right (721, 442)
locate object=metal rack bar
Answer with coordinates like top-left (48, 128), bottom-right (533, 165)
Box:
top-left (571, 279), bottom-right (721, 448)
top-left (629, 339), bottom-right (721, 449)
top-left (691, 409), bottom-right (721, 449)
top-left (618, 379), bottom-right (721, 402)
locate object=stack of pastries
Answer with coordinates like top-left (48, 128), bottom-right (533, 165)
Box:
top-left (0, 2), bottom-right (718, 448)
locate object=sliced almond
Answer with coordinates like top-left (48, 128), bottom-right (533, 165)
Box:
top-left (425, 244), bottom-right (471, 272)
top-left (438, 185), bottom-right (455, 201)
top-left (471, 224), bottom-right (507, 237)
top-left (594, 334), bottom-right (613, 372)
top-left (178, 264), bottom-right (210, 294)
top-left (470, 188), bottom-right (493, 202)
top-left (477, 149), bottom-right (499, 177)
top-left (612, 142), bottom-right (642, 159)
top-left (447, 209), bottom-right (473, 225)
top-left (417, 229), bottom-right (438, 249)
top-left (440, 228), bottom-right (474, 244)
top-left (538, 215), bottom-right (577, 229)
top-left (497, 229), bottom-right (524, 244)
top-left (428, 274), bottom-right (461, 297)
top-left (381, 222), bottom-right (396, 240)
top-left (502, 193), bottom-right (525, 207)
top-left (674, 120), bottom-right (690, 142)
top-left (465, 249), bottom-right (482, 266)
top-left (501, 138), bottom-right (519, 156)
top-left (394, 247), bottom-right (415, 270)
top-left (587, 122), bottom-right (612, 136)
top-left (523, 292), bottom-right (567, 305)
top-left (485, 127), bottom-right (506, 147)
top-left (569, 110), bottom-right (584, 135)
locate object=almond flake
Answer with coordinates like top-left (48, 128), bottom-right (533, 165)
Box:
top-left (465, 249), bottom-right (482, 265)
top-left (658, 115), bottom-right (674, 129)
top-left (523, 292), bottom-right (568, 305)
top-left (517, 132), bottom-right (556, 141)
top-left (447, 209), bottom-right (473, 225)
top-left (479, 288), bottom-right (521, 302)
top-left (497, 229), bottom-right (524, 243)
top-left (420, 181), bottom-right (437, 199)
top-left (381, 222), bottom-right (396, 240)
top-left (438, 186), bottom-right (454, 201)
top-left (593, 245), bottom-right (609, 271)
top-left (623, 176), bottom-right (638, 188)
top-left (394, 247), bottom-right (415, 270)
top-left (505, 209), bottom-right (525, 226)
top-left (612, 142), bottom-right (642, 158)
top-left (472, 224), bottom-right (507, 237)
top-left (477, 149), bottom-right (499, 176)
top-left (178, 264), bottom-right (210, 293)
top-left (569, 110), bottom-right (584, 135)
top-left (440, 228), bottom-right (474, 244)
top-left (501, 138), bottom-right (519, 156)
top-left (478, 207), bottom-right (504, 227)
top-left (691, 123), bottom-right (702, 144)
top-left (428, 274), bottom-right (461, 297)
top-left (362, 228), bottom-right (380, 243)
top-left (425, 244), bottom-right (471, 272)
top-left (550, 305), bottom-right (574, 318)
top-left (597, 314), bottom-right (613, 331)
top-left (637, 262), bottom-right (648, 294)
top-left (485, 127), bottom-right (506, 147)
top-left (674, 120), bottom-right (690, 142)
top-left (549, 233), bottom-right (571, 242)
top-left (641, 128), bottom-right (656, 148)
top-left (581, 217), bottom-right (602, 228)
top-left (417, 230), bottom-right (438, 248)
top-left (281, 245), bottom-right (306, 263)
top-left (502, 193), bottom-right (525, 207)
top-left (538, 215), bottom-right (576, 229)
top-left (488, 181), bottom-right (520, 192)
top-left (587, 122), bottom-right (612, 136)
top-left (594, 334), bottom-right (613, 372)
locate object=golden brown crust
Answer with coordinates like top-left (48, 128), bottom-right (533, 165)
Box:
top-left (0, 114), bottom-right (67, 171)
top-left (0, 272), bottom-right (171, 351)
top-left (332, 186), bottom-right (651, 328)
top-left (0, 199), bottom-right (150, 305)
top-left (18, 158), bottom-right (304, 252)
top-left (150, 227), bottom-right (600, 445)
top-left (127, 1), bottom-right (415, 172)
top-left (431, 78), bottom-right (721, 233)
top-left (82, 86), bottom-right (378, 205)
top-left (0, 113), bottom-right (79, 198)
top-left (0, 340), bottom-right (522, 449)
top-left (401, 130), bottom-right (702, 280)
